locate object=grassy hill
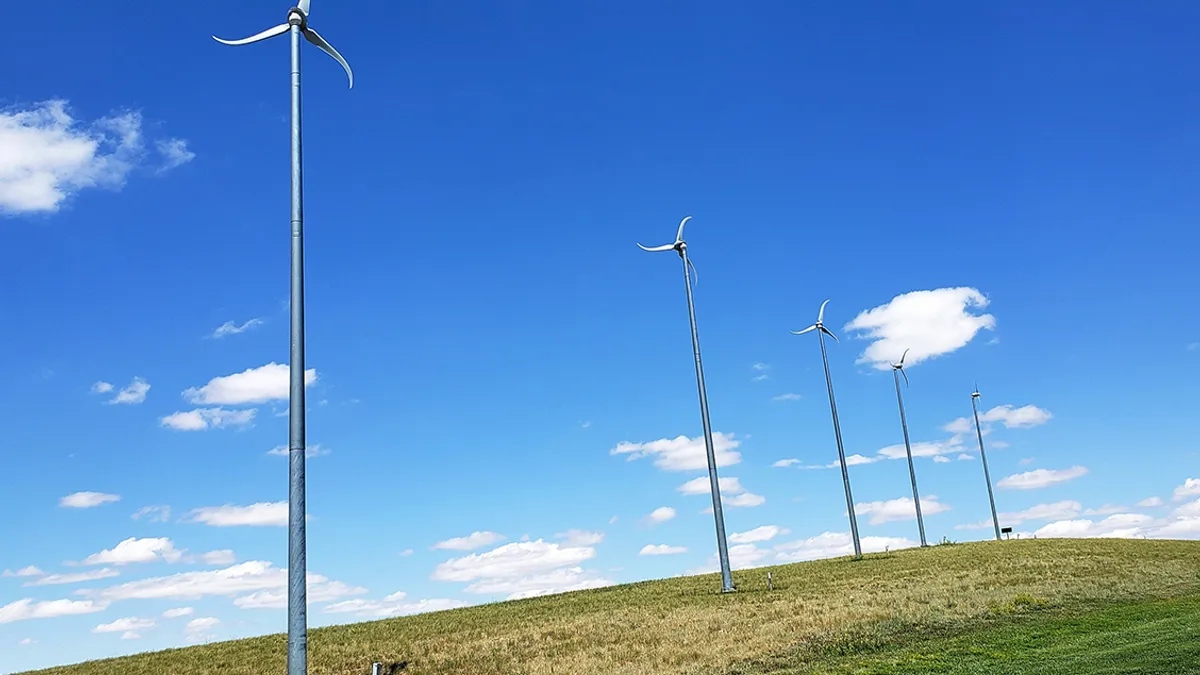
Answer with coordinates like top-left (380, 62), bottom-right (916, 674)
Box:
top-left (23, 539), bottom-right (1200, 675)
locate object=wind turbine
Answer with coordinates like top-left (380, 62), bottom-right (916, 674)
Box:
top-left (638, 216), bottom-right (735, 593)
top-left (890, 350), bottom-right (927, 547)
top-left (972, 384), bottom-right (1002, 541)
top-left (791, 300), bottom-right (862, 560)
top-left (213, 4), bottom-right (352, 674)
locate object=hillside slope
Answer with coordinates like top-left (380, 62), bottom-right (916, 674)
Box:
top-left (23, 539), bottom-right (1200, 675)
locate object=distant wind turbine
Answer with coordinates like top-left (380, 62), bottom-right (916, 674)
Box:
top-left (638, 216), bottom-right (735, 593)
top-left (791, 300), bottom-right (862, 560)
top-left (212, 3), bottom-right (353, 674)
top-left (972, 384), bottom-right (1002, 541)
top-left (890, 350), bottom-right (927, 547)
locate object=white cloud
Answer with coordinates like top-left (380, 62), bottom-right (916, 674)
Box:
top-left (187, 502), bottom-right (288, 527)
top-left (201, 550), bottom-right (237, 566)
top-left (232, 578), bottom-right (367, 609)
top-left (185, 617), bottom-right (220, 643)
top-left (155, 138), bottom-right (196, 173)
top-left (160, 407), bottom-right (256, 431)
top-left (643, 507), bottom-right (676, 525)
top-left (2, 566), bottom-right (44, 578)
top-left (86, 561), bottom-right (353, 607)
top-left (106, 377), bottom-right (150, 405)
top-left (959, 454), bottom-right (976, 461)
top-left (83, 538), bottom-right (183, 566)
top-left (686, 543), bottom-right (774, 575)
top-left (720, 493), bottom-right (766, 508)
top-left (944, 405), bottom-right (1052, 433)
top-left (211, 318), bottom-right (264, 339)
top-left (1034, 513), bottom-right (1154, 539)
top-left (877, 439), bottom-right (963, 461)
top-left (1138, 497), bottom-right (1165, 508)
top-left (19, 638), bottom-right (35, 646)
top-left (464, 566), bottom-right (613, 600)
top-left (933, 456), bottom-right (951, 463)
top-left (93, 617), bottom-right (154, 634)
top-left (610, 432), bottom-right (742, 472)
top-left (556, 530), bottom-right (605, 547)
top-left (25, 569), bottom-right (120, 586)
top-left (956, 501), bottom-right (1082, 530)
top-left (162, 607), bottom-right (194, 619)
top-left (1173, 478), bottom-right (1200, 501)
top-left (772, 458), bottom-right (800, 468)
top-left (680, 476), bottom-right (766, 509)
top-left (131, 505), bottom-right (171, 522)
top-left (398, 549), bottom-right (414, 557)
top-left (0, 598), bottom-right (109, 624)
top-left (772, 393), bottom-right (802, 402)
top-left (854, 496), bottom-right (951, 525)
top-left (90, 381), bottom-right (114, 394)
top-left (639, 544), bottom-right (687, 556)
top-left (751, 363), bottom-right (771, 382)
top-left (183, 362), bottom-right (317, 405)
top-left (433, 531), bottom-right (506, 551)
top-left (844, 288), bottom-right (996, 370)
top-left (266, 444), bottom-right (329, 458)
top-left (0, 101), bottom-right (188, 215)
top-left (608, 516), bottom-right (619, 525)
top-left (324, 592), bottom-right (467, 619)
top-left (729, 525), bottom-right (787, 544)
top-left (432, 540), bottom-right (596, 585)
top-left (997, 466), bottom-right (1089, 490)
top-left (1084, 504), bottom-right (1128, 516)
top-left (774, 532), bottom-right (919, 562)
top-left (60, 492), bottom-right (120, 509)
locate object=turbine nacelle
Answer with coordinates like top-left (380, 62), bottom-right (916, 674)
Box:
top-left (892, 349), bottom-right (910, 387)
top-left (638, 216), bottom-right (699, 285)
top-left (213, 0), bottom-right (354, 89)
top-left (972, 382), bottom-right (981, 399)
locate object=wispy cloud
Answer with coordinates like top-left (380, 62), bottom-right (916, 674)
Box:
top-left (183, 362), bottom-right (316, 405)
top-left (210, 318), bottom-right (264, 339)
top-left (160, 407), bottom-right (256, 431)
top-left (638, 544), bottom-right (687, 556)
top-left (131, 505), bottom-right (171, 523)
top-left (997, 466), bottom-right (1089, 490)
top-left (60, 492), bottom-right (120, 509)
top-left (642, 507), bottom-right (676, 525)
top-left (432, 532), bottom-right (506, 551)
top-left (187, 502), bottom-right (288, 527)
top-left (154, 139), bottom-right (195, 173)
top-left (772, 393), bottom-right (802, 402)
top-left (854, 496), bottom-right (951, 525)
top-left (611, 433), bottom-right (742, 472)
top-left (751, 363), bottom-right (771, 381)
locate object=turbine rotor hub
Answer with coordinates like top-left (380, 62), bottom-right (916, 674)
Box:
top-left (288, 8), bottom-right (307, 27)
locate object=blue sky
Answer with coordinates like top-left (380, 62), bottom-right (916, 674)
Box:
top-left (3, 0), bottom-right (1200, 670)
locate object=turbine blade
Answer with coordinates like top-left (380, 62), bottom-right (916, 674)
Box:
top-left (820, 325), bottom-right (840, 343)
top-left (790, 325), bottom-right (818, 336)
top-left (901, 368), bottom-right (910, 387)
top-left (303, 27), bottom-right (354, 88)
top-left (900, 348), bottom-right (909, 366)
top-left (675, 216), bottom-right (693, 243)
top-left (213, 23), bottom-right (290, 46)
top-left (687, 256), bottom-right (699, 288)
top-left (818, 299), bottom-right (830, 324)
top-left (298, 0), bottom-right (311, 16)
top-left (637, 243), bottom-right (675, 252)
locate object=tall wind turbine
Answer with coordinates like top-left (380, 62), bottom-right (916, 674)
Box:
top-left (791, 300), bottom-right (862, 560)
top-left (213, 4), bottom-right (352, 674)
top-left (890, 350), bottom-right (927, 547)
top-left (972, 384), bottom-right (1002, 541)
top-left (638, 216), bottom-right (735, 593)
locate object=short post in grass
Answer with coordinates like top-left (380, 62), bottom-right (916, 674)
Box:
top-left (371, 663), bottom-right (383, 675)
top-left (767, 571), bottom-right (773, 591)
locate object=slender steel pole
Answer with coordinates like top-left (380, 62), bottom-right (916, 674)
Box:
top-left (893, 370), bottom-right (926, 547)
top-left (972, 395), bottom-right (1002, 541)
top-left (817, 329), bottom-right (861, 559)
top-left (679, 246), bottom-right (734, 592)
top-left (287, 21), bottom-right (309, 675)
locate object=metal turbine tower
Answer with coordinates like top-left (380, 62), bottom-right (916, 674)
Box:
top-left (791, 300), bottom-right (862, 560)
top-left (638, 216), bottom-right (735, 593)
top-left (890, 350), bottom-right (927, 547)
top-left (213, 4), bottom-right (353, 674)
top-left (972, 384), bottom-right (1002, 541)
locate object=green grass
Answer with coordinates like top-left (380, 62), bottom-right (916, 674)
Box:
top-left (746, 596), bottom-right (1200, 674)
top-left (20, 539), bottom-right (1200, 675)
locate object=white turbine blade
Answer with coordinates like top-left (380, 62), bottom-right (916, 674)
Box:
top-left (303, 27), bottom-right (354, 88)
top-left (818, 299), bottom-right (830, 324)
top-left (686, 257), bottom-right (699, 288)
top-left (790, 325), bottom-right (818, 336)
top-left (901, 368), bottom-right (910, 387)
top-left (213, 23), bottom-right (290, 46)
top-left (820, 325), bottom-right (840, 343)
top-left (298, 0), bottom-right (311, 16)
top-left (900, 348), bottom-right (909, 366)
top-left (675, 215), bottom-right (693, 243)
top-left (637, 242), bottom-right (675, 252)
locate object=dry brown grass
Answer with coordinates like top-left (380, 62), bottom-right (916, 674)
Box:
top-left (23, 538), bottom-right (1200, 675)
